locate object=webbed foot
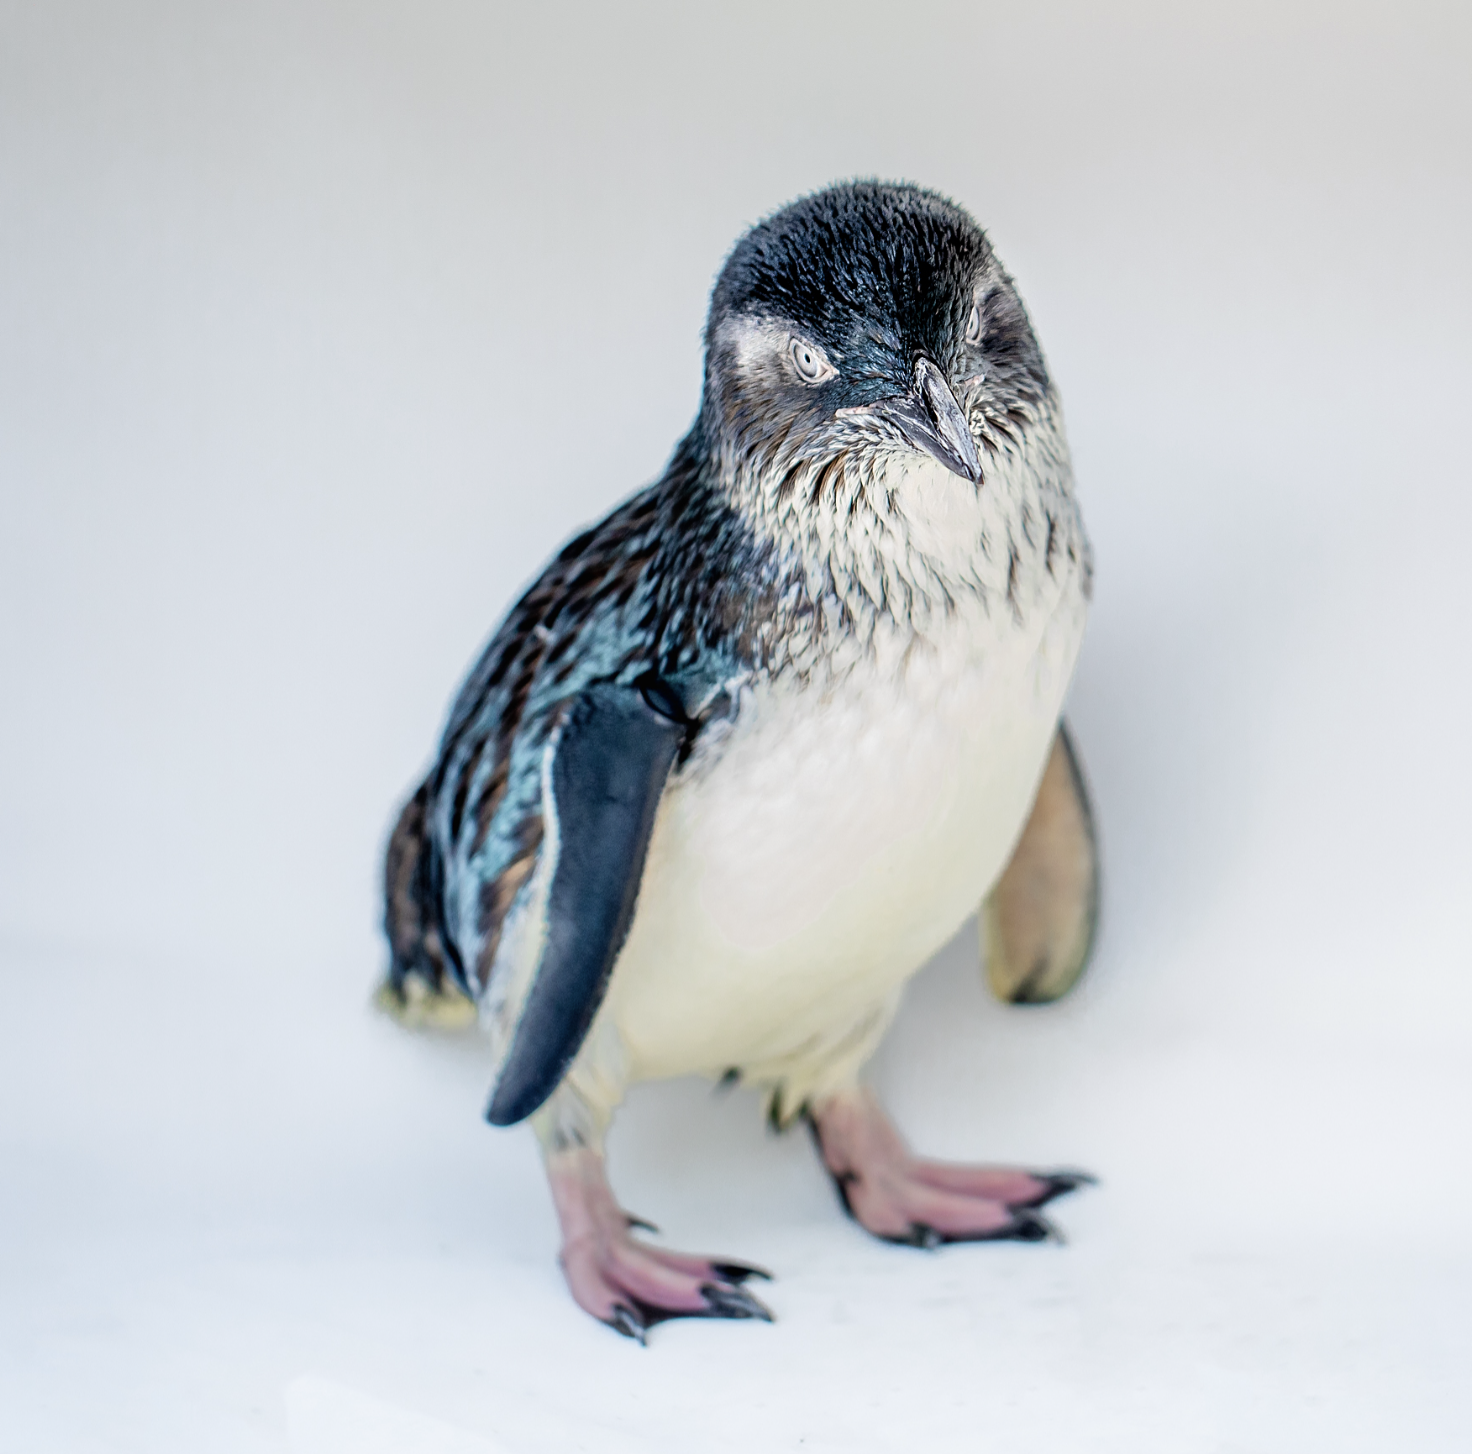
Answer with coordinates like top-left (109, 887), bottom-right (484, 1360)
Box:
top-left (807, 1088), bottom-right (1093, 1247)
top-left (548, 1147), bottom-right (773, 1344)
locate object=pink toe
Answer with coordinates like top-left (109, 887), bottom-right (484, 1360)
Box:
top-left (909, 1161), bottom-right (1049, 1206)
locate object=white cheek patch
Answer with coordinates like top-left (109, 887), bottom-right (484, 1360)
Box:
top-left (712, 313), bottom-right (812, 385)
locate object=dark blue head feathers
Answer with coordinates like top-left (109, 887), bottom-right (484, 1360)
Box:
top-left (700, 181), bottom-right (1048, 483)
top-left (710, 182), bottom-right (989, 374)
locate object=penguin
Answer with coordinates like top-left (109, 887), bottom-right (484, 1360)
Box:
top-left (380, 181), bottom-right (1098, 1342)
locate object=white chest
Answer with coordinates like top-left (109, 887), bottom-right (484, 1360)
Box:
top-left (603, 574), bottom-right (1088, 1083)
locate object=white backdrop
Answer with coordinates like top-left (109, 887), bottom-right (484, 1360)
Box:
top-left (3, 2), bottom-right (1469, 1450)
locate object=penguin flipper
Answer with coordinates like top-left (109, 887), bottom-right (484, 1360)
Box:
top-left (485, 680), bottom-right (686, 1126)
top-left (982, 720), bottom-right (1099, 1004)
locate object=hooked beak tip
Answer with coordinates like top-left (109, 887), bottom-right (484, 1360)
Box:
top-left (844, 357), bottom-right (984, 484)
top-left (910, 355), bottom-right (983, 483)
top-left (951, 448), bottom-right (983, 486)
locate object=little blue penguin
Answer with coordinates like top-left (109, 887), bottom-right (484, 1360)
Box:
top-left (381, 181), bottom-right (1100, 1342)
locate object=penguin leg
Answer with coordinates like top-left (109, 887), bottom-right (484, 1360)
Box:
top-left (982, 720), bottom-right (1099, 1005)
top-left (806, 1085), bottom-right (1092, 1247)
top-left (534, 1084), bottom-right (773, 1344)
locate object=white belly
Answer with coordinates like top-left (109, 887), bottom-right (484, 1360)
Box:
top-left (601, 584), bottom-right (1088, 1087)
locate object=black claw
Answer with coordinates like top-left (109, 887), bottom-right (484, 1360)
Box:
top-left (602, 1285), bottom-right (776, 1344)
top-left (881, 1223), bottom-right (942, 1250)
top-left (700, 1283), bottom-right (775, 1322)
top-left (882, 1210), bottom-right (1062, 1248)
top-left (1017, 1169), bottom-right (1098, 1210)
top-left (625, 1213), bottom-right (660, 1234)
top-left (710, 1260), bottom-right (773, 1285)
top-left (994, 1208), bottom-right (1063, 1244)
top-left (606, 1303), bottom-right (648, 1345)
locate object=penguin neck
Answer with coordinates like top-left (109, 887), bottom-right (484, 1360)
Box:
top-left (694, 391), bottom-right (1081, 666)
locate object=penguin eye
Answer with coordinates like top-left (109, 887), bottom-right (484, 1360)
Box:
top-left (789, 337), bottom-right (833, 384)
top-left (964, 301), bottom-right (984, 346)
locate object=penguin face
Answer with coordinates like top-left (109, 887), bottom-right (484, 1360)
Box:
top-left (703, 182), bottom-right (1049, 490)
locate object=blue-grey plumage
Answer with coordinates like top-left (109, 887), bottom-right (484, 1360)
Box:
top-left (382, 181), bottom-right (1099, 1341)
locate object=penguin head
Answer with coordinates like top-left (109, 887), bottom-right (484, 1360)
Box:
top-left (702, 182), bottom-right (1050, 496)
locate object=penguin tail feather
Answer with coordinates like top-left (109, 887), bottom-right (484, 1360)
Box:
top-left (378, 780), bottom-right (479, 1033)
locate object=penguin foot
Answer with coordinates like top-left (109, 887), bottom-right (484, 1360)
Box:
top-left (547, 1147), bottom-right (774, 1344)
top-left (806, 1087), bottom-right (1092, 1247)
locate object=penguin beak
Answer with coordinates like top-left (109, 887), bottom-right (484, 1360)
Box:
top-left (868, 356), bottom-right (983, 483)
